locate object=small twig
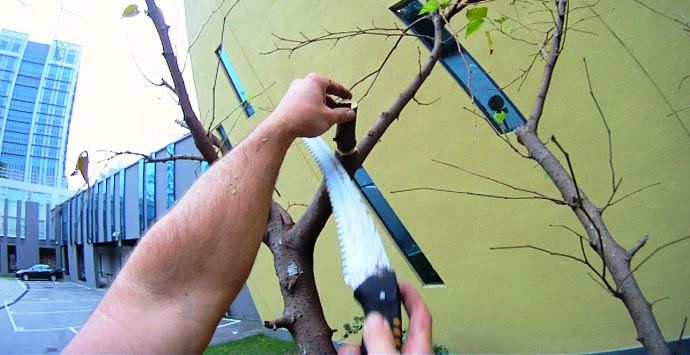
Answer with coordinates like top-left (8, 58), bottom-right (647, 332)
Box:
top-left (390, 187), bottom-right (566, 205)
top-left (678, 317), bottom-right (688, 352)
top-left (98, 150), bottom-right (205, 163)
top-left (619, 235), bottom-right (690, 289)
top-left (607, 182), bottom-right (661, 208)
top-left (627, 234), bottom-right (649, 260)
top-left (412, 96), bottom-right (441, 106)
top-left (550, 135), bottom-right (581, 205)
top-left (350, 35), bottom-right (405, 103)
top-left (650, 296), bottom-right (670, 308)
top-left (679, 75), bottom-right (690, 90)
top-left (490, 244), bottom-right (586, 264)
top-left (431, 159), bottom-right (566, 204)
top-left (586, 1), bottom-right (690, 140)
top-left (587, 272), bottom-right (615, 296)
top-left (582, 57), bottom-right (616, 202)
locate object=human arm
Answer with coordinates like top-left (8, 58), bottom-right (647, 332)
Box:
top-left (338, 282), bottom-right (433, 354)
top-left (64, 74), bottom-right (356, 353)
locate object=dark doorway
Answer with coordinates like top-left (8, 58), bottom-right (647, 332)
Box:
top-left (76, 245), bottom-right (85, 281)
top-left (7, 245), bottom-right (17, 272)
top-left (62, 246), bottom-right (69, 275)
top-left (39, 248), bottom-right (56, 267)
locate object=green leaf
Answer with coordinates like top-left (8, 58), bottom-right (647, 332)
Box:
top-left (418, 0), bottom-right (439, 15)
top-left (494, 16), bottom-right (506, 24)
top-left (439, 0), bottom-right (452, 7)
top-left (122, 4), bottom-right (140, 18)
top-left (466, 6), bottom-right (488, 21)
top-left (492, 111), bottom-right (506, 124)
top-left (504, 26), bottom-right (513, 34)
top-left (465, 18), bottom-right (485, 37)
top-left (485, 31), bottom-right (494, 55)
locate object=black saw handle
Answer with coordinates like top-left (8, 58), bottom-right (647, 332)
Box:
top-left (353, 270), bottom-right (402, 354)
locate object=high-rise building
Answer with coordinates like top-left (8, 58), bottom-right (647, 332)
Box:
top-left (0, 29), bottom-right (79, 264)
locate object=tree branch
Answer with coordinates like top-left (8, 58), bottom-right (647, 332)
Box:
top-left (627, 234), bottom-right (649, 260)
top-left (527, 0), bottom-right (567, 132)
top-left (98, 150), bottom-right (205, 163)
top-left (290, 14), bottom-right (446, 248)
top-left (145, 0), bottom-right (219, 163)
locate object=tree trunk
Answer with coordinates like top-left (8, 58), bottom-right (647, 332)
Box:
top-left (263, 205), bottom-right (336, 354)
top-left (516, 126), bottom-right (670, 355)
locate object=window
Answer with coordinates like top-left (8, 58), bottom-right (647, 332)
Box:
top-left (391, 0), bottom-right (526, 133)
top-left (216, 46), bottom-right (255, 117)
top-left (166, 144), bottom-right (175, 209)
top-left (145, 156), bottom-right (156, 228)
top-left (138, 160), bottom-right (145, 234)
top-left (119, 172), bottom-right (125, 237)
top-left (109, 176), bottom-right (115, 237)
top-left (354, 168), bottom-right (444, 285)
top-left (102, 180), bottom-right (107, 241)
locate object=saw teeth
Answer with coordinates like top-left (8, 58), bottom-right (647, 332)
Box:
top-left (302, 137), bottom-right (391, 290)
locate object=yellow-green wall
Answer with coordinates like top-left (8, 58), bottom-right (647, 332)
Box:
top-left (184, 0), bottom-right (690, 352)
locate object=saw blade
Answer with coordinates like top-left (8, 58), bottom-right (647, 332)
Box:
top-left (302, 136), bottom-right (391, 290)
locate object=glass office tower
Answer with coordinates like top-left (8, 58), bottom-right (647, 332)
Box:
top-left (0, 30), bottom-right (80, 239)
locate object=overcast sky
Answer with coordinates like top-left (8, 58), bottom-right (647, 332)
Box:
top-left (0, 0), bottom-right (197, 190)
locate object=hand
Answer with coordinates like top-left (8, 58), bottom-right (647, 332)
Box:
top-left (339, 282), bottom-right (433, 354)
top-left (272, 73), bottom-right (356, 138)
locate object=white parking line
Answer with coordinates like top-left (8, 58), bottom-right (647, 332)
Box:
top-left (216, 318), bottom-right (241, 328)
top-left (4, 302), bottom-right (18, 332)
top-left (11, 309), bottom-right (94, 315)
top-left (15, 279), bottom-right (27, 290)
top-left (18, 299), bottom-right (101, 304)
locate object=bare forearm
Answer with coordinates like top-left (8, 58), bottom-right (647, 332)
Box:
top-left (65, 73), bottom-right (355, 354)
top-left (129, 116), bottom-right (293, 298)
top-left (67, 117), bottom-right (294, 353)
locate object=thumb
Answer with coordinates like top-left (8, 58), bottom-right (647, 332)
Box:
top-left (363, 312), bottom-right (397, 354)
top-left (328, 107), bottom-right (356, 125)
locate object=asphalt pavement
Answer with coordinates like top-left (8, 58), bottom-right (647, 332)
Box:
top-left (0, 277), bottom-right (284, 354)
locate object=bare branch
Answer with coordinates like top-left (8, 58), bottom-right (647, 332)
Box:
top-left (528, 0), bottom-right (567, 132)
top-left (620, 235), bottom-right (690, 289)
top-left (490, 244), bottom-right (586, 264)
top-left (586, 2), bottom-right (690, 140)
top-left (350, 35), bottom-right (405, 103)
top-left (650, 296), bottom-right (670, 308)
top-left (582, 57), bottom-right (617, 202)
top-left (145, 0), bottom-right (219, 163)
top-left (292, 14), bottom-right (446, 247)
top-left (608, 182), bottom-right (661, 208)
top-left (627, 234), bottom-right (649, 260)
top-left (390, 186), bottom-right (566, 205)
top-left (431, 159), bottom-right (566, 203)
top-left (412, 96), bottom-right (441, 106)
top-left (98, 150), bottom-right (205, 163)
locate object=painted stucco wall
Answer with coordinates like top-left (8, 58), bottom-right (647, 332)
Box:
top-left (184, 0), bottom-right (690, 353)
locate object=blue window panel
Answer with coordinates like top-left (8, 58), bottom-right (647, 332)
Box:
top-left (101, 181), bottom-right (107, 242)
top-left (109, 176), bottom-right (115, 238)
top-left (216, 46), bottom-right (255, 118)
top-left (145, 156), bottom-right (156, 228)
top-left (119, 172), bottom-right (125, 238)
top-left (138, 160), bottom-right (145, 235)
top-left (166, 144), bottom-right (175, 209)
top-left (216, 126), bottom-right (234, 151)
top-left (354, 168), bottom-right (444, 285)
top-left (391, 1), bottom-right (526, 133)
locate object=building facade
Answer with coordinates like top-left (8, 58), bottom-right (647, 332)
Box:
top-left (182, 0), bottom-right (690, 353)
top-left (0, 30), bottom-right (79, 273)
top-left (50, 133), bottom-right (259, 320)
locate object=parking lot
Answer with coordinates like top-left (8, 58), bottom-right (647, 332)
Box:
top-left (0, 280), bottom-right (104, 353)
top-left (0, 278), bottom-right (263, 353)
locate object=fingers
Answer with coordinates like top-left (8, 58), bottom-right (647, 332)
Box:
top-left (326, 107), bottom-right (356, 125)
top-left (363, 312), bottom-right (397, 354)
top-left (307, 73), bottom-right (352, 100)
top-left (400, 282), bottom-right (433, 354)
top-left (337, 344), bottom-right (361, 355)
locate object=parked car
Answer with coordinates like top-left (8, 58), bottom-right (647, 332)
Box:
top-left (15, 264), bottom-right (63, 281)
